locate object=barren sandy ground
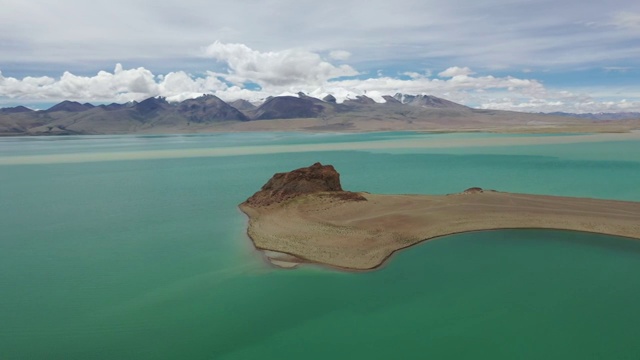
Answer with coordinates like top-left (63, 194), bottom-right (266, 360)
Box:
top-left (240, 191), bottom-right (640, 270)
top-left (205, 117), bottom-right (640, 134)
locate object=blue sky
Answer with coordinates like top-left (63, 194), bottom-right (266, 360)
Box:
top-left (1, 0), bottom-right (639, 112)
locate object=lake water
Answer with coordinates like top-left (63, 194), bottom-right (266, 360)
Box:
top-left (1, 132), bottom-right (639, 359)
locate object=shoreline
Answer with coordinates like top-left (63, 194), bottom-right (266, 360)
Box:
top-left (2, 124), bottom-right (638, 137)
top-left (244, 225), bottom-right (640, 272)
top-left (2, 116), bottom-right (639, 137)
top-left (240, 191), bottom-right (640, 271)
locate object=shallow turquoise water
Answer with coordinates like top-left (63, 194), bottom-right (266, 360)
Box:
top-left (1, 132), bottom-right (639, 359)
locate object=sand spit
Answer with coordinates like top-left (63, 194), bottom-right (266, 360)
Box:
top-left (240, 164), bottom-right (640, 270)
top-left (2, 131), bottom-right (640, 166)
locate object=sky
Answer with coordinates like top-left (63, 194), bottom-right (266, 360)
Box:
top-left (1, 0), bottom-right (640, 113)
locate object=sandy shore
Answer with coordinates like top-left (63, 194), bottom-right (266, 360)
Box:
top-left (240, 191), bottom-right (640, 270)
top-left (3, 131), bottom-right (640, 166)
top-left (201, 114), bottom-right (640, 134)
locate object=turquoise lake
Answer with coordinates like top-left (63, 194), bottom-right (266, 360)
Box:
top-left (1, 132), bottom-right (640, 359)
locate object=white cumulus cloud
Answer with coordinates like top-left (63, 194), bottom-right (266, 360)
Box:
top-left (0, 64), bottom-right (227, 103)
top-left (203, 41), bottom-right (358, 88)
top-left (438, 66), bottom-right (475, 78)
top-left (1, 42), bottom-right (640, 113)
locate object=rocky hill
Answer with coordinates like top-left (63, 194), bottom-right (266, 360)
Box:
top-left (242, 162), bottom-right (366, 207)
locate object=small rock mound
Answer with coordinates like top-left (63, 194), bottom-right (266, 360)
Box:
top-left (463, 187), bottom-right (484, 194)
top-left (243, 162), bottom-right (366, 207)
top-left (448, 187), bottom-right (497, 196)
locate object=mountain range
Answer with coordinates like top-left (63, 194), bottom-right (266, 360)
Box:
top-left (1, 93), bottom-right (638, 136)
top-left (545, 111), bottom-right (640, 121)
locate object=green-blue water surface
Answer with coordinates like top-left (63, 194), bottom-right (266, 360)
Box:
top-left (1, 132), bottom-right (639, 359)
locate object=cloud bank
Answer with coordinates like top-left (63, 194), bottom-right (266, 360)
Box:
top-left (0, 65), bottom-right (226, 103)
top-left (1, 0), bottom-right (639, 71)
top-left (1, 1), bottom-right (640, 113)
top-left (1, 42), bottom-right (639, 113)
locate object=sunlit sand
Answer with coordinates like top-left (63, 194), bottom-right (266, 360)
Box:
top-left (240, 164), bottom-right (640, 270)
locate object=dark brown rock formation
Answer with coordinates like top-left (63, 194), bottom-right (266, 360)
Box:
top-left (463, 187), bottom-right (484, 194)
top-left (243, 162), bottom-right (367, 207)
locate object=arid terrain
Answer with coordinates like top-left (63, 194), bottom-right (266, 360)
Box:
top-left (240, 163), bottom-right (640, 270)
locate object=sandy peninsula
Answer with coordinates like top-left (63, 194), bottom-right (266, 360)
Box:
top-left (239, 163), bottom-right (640, 270)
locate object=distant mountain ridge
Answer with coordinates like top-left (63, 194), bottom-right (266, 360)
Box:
top-left (545, 111), bottom-right (640, 121)
top-left (1, 93), bottom-right (636, 135)
top-left (393, 93), bottom-right (470, 110)
top-left (45, 101), bottom-right (95, 113)
top-left (0, 105), bottom-right (33, 114)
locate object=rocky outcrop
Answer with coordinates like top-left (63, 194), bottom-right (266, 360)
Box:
top-left (242, 162), bottom-right (367, 207)
top-left (463, 187), bottom-right (484, 194)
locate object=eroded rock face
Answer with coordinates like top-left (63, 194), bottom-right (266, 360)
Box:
top-left (243, 162), bottom-right (366, 207)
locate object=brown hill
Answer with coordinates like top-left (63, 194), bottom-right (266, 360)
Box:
top-left (243, 162), bottom-right (366, 207)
